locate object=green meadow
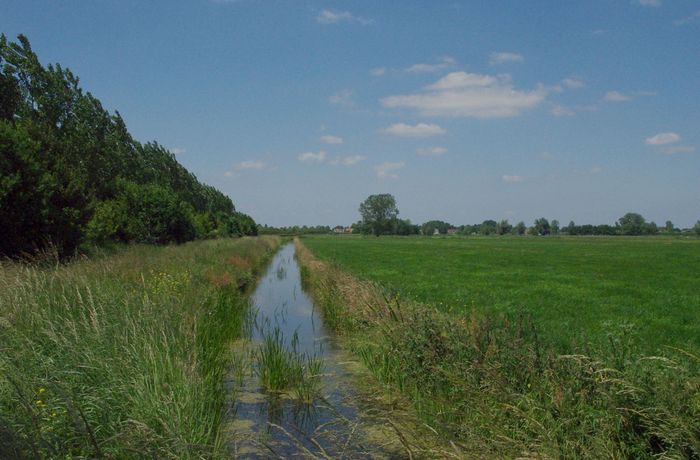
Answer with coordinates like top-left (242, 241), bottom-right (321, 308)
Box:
top-left (303, 235), bottom-right (700, 352)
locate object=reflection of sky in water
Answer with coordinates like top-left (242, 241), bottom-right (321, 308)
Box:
top-left (250, 243), bottom-right (329, 356)
top-left (228, 243), bottom-right (402, 458)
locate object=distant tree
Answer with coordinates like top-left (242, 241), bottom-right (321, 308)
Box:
top-left (359, 194), bottom-right (399, 236)
top-left (513, 221), bottom-right (526, 236)
top-left (496, 219), bottom-right (512, 235)
top-left (551, 219), bottom-right (560, 235)
top-left (694, 221), bottom-right (700, 236)
top-left (618, 212), bottom-right (646, 235)
top-left (396, 219), bottom-right (419, 235)
top-left (421, 220), bottom-right (451, 235)
top-left (533, 217), bottom-right (551, 236)
top-left (565, 220), bottom-right (576, 235)
top-left (479, 220), bottom-right (498, 235)
top-left (665, 220), bottom-right (675, 233)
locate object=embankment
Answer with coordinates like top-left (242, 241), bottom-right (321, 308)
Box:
top-left (0, 236), bottom-right (280, 459)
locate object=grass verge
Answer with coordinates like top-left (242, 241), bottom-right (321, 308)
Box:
top-left (0, 236), bottom-right (280, 459)
top-left (295, 238), bottom-right (700, 459)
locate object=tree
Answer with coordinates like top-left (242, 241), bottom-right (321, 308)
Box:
top-left (665, 220), bottom-right (675, 233)
top-left (618, 212), bottom-right (646, 235)
top-left (479, 220), bottom-right (498, 235)
top-left (496, 219), bottom-right (512, 235)
top-left (694, 221), bottom-right (700, 236)
top-left (513, 221), bottom-right (526, 236)
top-left (533, 217), bottom-right (551, 236)
top-left (359, 194), bottom-right (399, 236)
top-left (551, 219), bottom-right (560, 235)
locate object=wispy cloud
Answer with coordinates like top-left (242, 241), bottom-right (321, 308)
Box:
top-left (405, 56), bottom-right (456, 73)
top-left (225, 160), bottom-right (267, 177)
top-left (662, 145), bottom-right (695, 155)
top-left (170, 147), bottom-right (186, 155)
top-left (382, 71), bottom-right (546, 118)
top-left (562, 77), bottom-right (585, 89)
top-left (329, 89), bottom-right (354, 107)
top-left (604, 91), bottom-right (630, 102)
top-left (298, 151), bottom-right (327, 163)
top-left (502, 175), bottom-right (525, 183)
top-left (416, 146), bottom-right (448, 156)
top-left (634, 0), bottom-right (661, 6)
top-left (320, 134), bottom-right (343, 144)
top-left (370, 67), bottom-right (386, 77)
top-left (674, 10), bottom-right (700, 26)
top-left (374, 161), bottom-right (405, 179)
top-left (645, 132), bottom-right (680, 145)
top-left (489, 52), bottom-right (524, 65)
top-left (331, 155), bottom-right (366, 166)
top-left (316, 10), bottom-right (372, 25)
top-left (550, 104), bottom-right (575, 117)
top-left (382, 123), bottom-right (446, 137)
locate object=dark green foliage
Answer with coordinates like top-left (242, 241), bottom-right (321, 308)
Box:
top-left (0, 34), bottom-right (255, 258)
top-left (421, 220), bottom-right (451, 235)
top-left (358, 193), bottom-right (399, 236)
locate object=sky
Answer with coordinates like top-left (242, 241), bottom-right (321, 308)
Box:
top-left (3, 0), bottom-right (700, 227)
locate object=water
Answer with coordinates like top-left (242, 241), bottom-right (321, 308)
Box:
top-left (225, 243), bottom-right (410, 459)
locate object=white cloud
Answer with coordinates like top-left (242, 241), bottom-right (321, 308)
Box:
top-left (370, 67), bottom-right (386, 77)
top-left (298, 151), bottom-right (327, 163)
top-left (645, 132), bottom-right (681, 145)
top-left (662, 145), bottom-right (695, 155)
top-left (405, 56), bottom-right (456, 73)
top-left (316, 10), bottom-right (372, 25)
top-left (489, 52), bottom-right (524, 65)
top-left (634, 0), bottom-right (661, 6)
top-left (374, 161), bottom-right (405, 179)
top-left (170, 147), bottom-right (186, 155)
top-left (674, 10), bottom-right (700, 26)
top-left (382, 123), bottom-right (446, 137)
top-left (550, 104), bottom-right (575, 117)
top-left (225, 160), bottom-right (267, 177)
top-left (502, 175), bottom-right (525, 183)
top-left (416, 146), bottom-right (447, 156)
top-left (562, 78), bottom-right (585, 89)
top-left (320, 134), bottom-right (343, 144)
top-left (329, 89), bottom-right (354, 107)
top-left (382, 71), bottom-right (547, 118)
top-left (604, 91), bottom-right (630, 102)
top-left (331, 155), bottom-right (366, 166)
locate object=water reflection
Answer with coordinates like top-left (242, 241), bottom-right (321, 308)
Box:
top-left (225, 243), bottom-right (404, 458)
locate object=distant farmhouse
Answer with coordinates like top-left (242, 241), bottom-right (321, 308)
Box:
top-left (333, 226), bottom-right (353, 234)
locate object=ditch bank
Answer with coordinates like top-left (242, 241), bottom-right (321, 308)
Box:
top-left (224, 242), bottom-right (447, 459)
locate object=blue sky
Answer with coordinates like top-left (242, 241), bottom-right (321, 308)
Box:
top-left (3, 0), bottom-right (699, 227)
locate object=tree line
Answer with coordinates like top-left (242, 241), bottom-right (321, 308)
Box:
top-left (0, 35), bottom-right (256, 258)
top-left (354, 195), bottom-right (700, 237)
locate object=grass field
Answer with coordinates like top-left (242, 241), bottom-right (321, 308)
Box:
top-left (303, 235), bottom-right (700, 352)
top-left (0, 236), bottom-right (279, 459)
top-left (297, 236), bottom-right (700, 458)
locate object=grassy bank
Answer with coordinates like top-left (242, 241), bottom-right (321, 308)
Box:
top-left (0, 236), bottom-right (280, 459)
top-left (302, 235), bottom-right (700, 352)
top-left (295, 238), bottom-right (700, 458)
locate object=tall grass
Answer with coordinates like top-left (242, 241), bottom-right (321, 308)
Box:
top-left (295, 238), bottom-right (700, 459)
top-left (0, 236), bottom-right (280, 458)
top-left (255, 327), bottom-right (324, 402)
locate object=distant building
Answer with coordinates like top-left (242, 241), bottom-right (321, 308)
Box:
top-left (333, 226), bottom-right (345, 234)
top-left (447, 228), bottom-right (458, 235)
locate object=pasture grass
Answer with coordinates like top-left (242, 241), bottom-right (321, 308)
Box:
top-left (302, 235), bottom-right (700, 352)
top-left (0, 236), bottom-right (280, 459)
top-left (295, 237), bottom-right (700, 459)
